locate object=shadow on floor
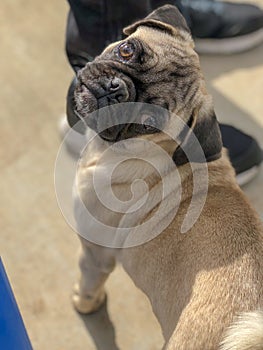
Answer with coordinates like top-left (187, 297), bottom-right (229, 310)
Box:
top-left (77, 298), bottom-right (120, 350)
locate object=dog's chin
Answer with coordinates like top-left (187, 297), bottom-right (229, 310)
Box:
top-left (98, 126), bottom-right (140, 143)
top-left (99, 132), bottom-right (121, 143)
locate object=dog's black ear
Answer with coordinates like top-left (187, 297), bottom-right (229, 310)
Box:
top-left (172, 110), bottom-right (223, 166)
top-left (123, 5), bottom-right (190, 36)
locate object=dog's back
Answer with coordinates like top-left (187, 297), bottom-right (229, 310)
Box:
top-left (121, 154), bottom-right (263, 350)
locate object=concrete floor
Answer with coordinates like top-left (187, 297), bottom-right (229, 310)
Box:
top-left (0, 1), bottom-right (262, 349)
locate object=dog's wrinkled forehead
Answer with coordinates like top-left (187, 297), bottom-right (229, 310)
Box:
top-left (98, 4), bottom-right (194, 71)
top-left (123, 4), bottom-right (190, 37)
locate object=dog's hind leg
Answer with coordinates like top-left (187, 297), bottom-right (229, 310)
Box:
top-left (72, 238), bottom-right (116, 314)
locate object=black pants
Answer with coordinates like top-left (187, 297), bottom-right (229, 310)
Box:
top-left (66, 0), bottom-right (178, 71)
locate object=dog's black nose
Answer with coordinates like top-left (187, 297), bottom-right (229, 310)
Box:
top-left (108, 77), bottom-right (121, 91)
top-left (100, 77), bottom-right (129, 106)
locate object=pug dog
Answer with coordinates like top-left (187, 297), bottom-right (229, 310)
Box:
top-left (71, 5), bottom-right (263, 350)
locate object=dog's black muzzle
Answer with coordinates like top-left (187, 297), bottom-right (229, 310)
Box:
top-left (73, 61), bottom-right (137, 141)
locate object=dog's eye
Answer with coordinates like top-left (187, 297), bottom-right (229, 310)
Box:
top-left (118, 42), bottom-right (135, 60)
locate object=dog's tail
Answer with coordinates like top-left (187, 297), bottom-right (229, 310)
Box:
top-left (220, 311), bottom-right (263, 350)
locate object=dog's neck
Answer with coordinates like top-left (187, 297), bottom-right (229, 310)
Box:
top-left (77, 134), bottom-right (187, 248)
top-left (80, 126), bottom-right (230, 196)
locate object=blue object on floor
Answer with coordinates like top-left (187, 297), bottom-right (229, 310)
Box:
top-left (0, 258), bottom-right (33, 350)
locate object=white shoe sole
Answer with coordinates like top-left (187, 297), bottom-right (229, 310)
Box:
top-left (58, 115), bottom-right (87, 157)
top-left (195, 27), bottom-right (263, 54)
top-left (236, 165), bottom-right (261, 187)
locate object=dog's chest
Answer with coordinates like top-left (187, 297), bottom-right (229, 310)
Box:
top-left (73, 134), bottom-right (180, 247)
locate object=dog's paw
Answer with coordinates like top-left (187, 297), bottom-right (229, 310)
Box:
top-left (72, 283), bottom-right (106, 314)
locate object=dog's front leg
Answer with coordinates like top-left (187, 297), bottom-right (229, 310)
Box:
top-left (72, 238), bottom-right (116, 314)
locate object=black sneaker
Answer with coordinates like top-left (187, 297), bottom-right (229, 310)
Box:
top-left (220, 124), bottom-right (263, 186)
top-left (173, 0), bottom-right (263, 54)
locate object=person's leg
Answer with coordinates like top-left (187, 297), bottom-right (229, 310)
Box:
top-left (62, 0), bottom-right (262, 185)
top-left (66, 0), bottom-right (151, 72)
top-left (66, 0), bottom-right (263, 65)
